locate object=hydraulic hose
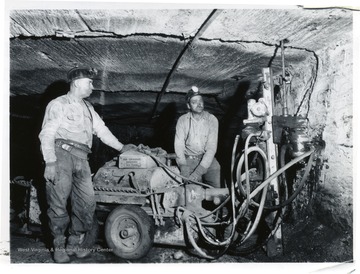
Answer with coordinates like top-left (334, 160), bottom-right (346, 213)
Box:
top-left (244, 133), bottom-right (256, 212)
top-left (190, 134), bottom-right (295, 251)
top-left (248, 149), bottom-right (314, 200)
top-left (136, 143), bottom-right (315, 259)
top-left (235, 146), bottom-right (269, 197)
top-left (184, 216), bottom-right (215, 260)
top-left (224, 134), bottom-right (240, 237)
top-left (194, 147), bottom-right (238, 245)
top-left (193, 133), bottom-right (268, 251)
top-left (190, 148), bottom-right (314, 258)
top-left (184, 211), bottom-right (234, 260)
top-left (142, 150), bottom-right (214, 188)
top-left (176, 206), bottom-right (223, 259)
top-left (234, 148), bottom-right (314, 228)
top-left (240, 184), bottom-right (269, 244)
top-left (234, 134), bottom-right (270, 244)
top-left (199, 197), bottom-right (230, 221)
top-left (279, 144), bottom-right (291, 199)
top-left (278, 144), bottom-right (291, 213)
top-left (263, 149), bottom-right (315, 211)
top-left (181, 134), bottom-right (243, 259)
top-left (241, 146), bottom-right (314, 211)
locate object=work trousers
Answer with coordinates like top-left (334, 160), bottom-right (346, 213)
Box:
top-left (184, 157), bottom-right (221, 188)
top-left (46, 146), bottom-right (95, 239)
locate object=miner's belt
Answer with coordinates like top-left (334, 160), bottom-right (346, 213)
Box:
top-left (185, 154), bottom-right (203, 160)
top-left (55, 139), bottom-right (91, 160)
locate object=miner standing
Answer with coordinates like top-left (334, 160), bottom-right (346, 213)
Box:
top-left (39, 67), bottom-right (135, 263)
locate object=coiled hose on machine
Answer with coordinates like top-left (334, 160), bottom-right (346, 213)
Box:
top-left (229, 133), bottom-right (315, 255)
top-left (141, 138), bottom-right (315, 259)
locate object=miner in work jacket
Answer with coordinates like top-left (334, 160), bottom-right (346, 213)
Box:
top-left (174, 86), bottom-right (221, 188)
top-left (39, 67), bottom-right (135, 263)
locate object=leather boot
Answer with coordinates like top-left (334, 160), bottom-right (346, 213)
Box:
top-left (53, 236), bottom-right (70, 263)
top-left (66, 233), bottom-right (91, 258)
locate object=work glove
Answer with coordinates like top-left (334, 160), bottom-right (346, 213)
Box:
top-left (120, 144), bottom-right (137, 154)
top-left (188, 165), bottom-right (207, 182)
top-left (44, 162), bottom-right (56, 184)
top-left (179, 165), bottom-right (192, 178)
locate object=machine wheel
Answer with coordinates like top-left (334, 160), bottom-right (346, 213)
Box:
top-left (104, 205), bottom-right (155, 259)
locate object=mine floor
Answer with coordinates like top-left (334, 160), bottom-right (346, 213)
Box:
top-left (7, 214), bottom-right (353, 266)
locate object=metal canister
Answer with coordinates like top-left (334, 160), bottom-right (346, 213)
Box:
top-left (289, 126), bottom-right (311, 158)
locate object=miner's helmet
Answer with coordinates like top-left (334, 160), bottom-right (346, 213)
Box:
top-left (185, 86), bottom-right (201, 103)
top-left (67, 67), bottom-right (98, 83)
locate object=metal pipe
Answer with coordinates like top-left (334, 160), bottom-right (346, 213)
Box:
top-left (281, 40), bottom-right (289, 116)
top-left (150, 194), bottom-right (159, 225)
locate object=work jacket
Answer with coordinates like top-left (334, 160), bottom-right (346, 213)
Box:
top-left (39, 92), bottom-right (123, 163)
top-left (174, 111), bottom-right (218, 169)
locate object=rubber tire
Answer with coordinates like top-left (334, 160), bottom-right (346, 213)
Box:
top-left (104, 205), bottom-right (154, 260)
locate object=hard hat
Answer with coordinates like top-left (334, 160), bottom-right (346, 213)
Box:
top-left (67, 67), bottom-right (98, 82)
top-left (185, 86), bottom-right (201, 103)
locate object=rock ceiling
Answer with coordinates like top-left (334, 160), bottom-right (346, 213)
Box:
top-left (9, 7), bottom-right (353, 123)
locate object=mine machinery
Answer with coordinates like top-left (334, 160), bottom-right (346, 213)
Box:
top-left (84, 62), bottom-right (322, 259)
top-left (12, 62), bottom-right (323, 260)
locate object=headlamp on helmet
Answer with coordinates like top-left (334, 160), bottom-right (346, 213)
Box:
top-left (185, 86), bottom-right (201, 103)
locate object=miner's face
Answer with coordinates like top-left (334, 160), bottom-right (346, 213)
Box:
top-left (187, 95), bottom-right (204, 114)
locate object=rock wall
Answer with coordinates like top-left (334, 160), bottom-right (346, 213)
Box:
top-left (290, 39), bottom-right (353, 232)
